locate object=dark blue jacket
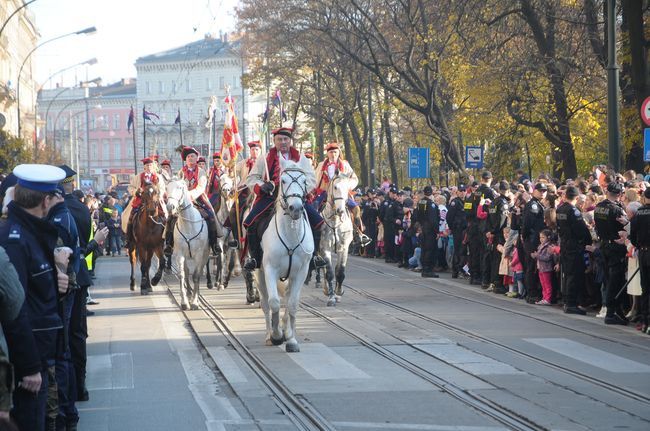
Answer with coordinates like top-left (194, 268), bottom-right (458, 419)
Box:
top-left (0, 202), bottom-right (62, 378)
top-left (65, 194), bottom-right (93, 288)
top-left (47, 201), bottom-right (80, 273)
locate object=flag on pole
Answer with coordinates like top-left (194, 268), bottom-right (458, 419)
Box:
top-left (220, 95), bottom-right (243, 164)
top-left (174, 109), bottom-right (181, 125)
top-left (272, 89), bottom-right (281, 107)
top-left (127, 106), bottom-right (134, 132)
top-left (143, 107), bottom-right (160, 122)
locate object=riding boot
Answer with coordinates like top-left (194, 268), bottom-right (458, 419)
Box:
top-left (207, 218), bottom-right (222, 255)
top-left (312, 228), bottom-right (326, 268)
top-left (164, 216), bottom-right (176, 256)
top-left (244, 226), bottom-right (262, 270)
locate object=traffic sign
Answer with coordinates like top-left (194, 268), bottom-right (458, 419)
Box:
top-left (642, 97), bottom-right (650, 126)
top-left (465, 146), bottom-right (483, 169)
top-left (407, 147), bottom-right (430, 179)
top-left (644, 128), bottom-right (650, 162)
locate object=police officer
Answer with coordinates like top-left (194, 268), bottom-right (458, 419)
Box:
top-left (522, 182), bottom-right (547, 303)
top-left (381, 187), bottom-right (399, 263)
top-left (594, 182), bottom-right (629, 325)
top-left (464, 181), bottom-right (480, 284)
top-left (630, 188), bottom-right (650, 333)
top-left (446, 185), bottom-right (468, 278)
top-left (556, 185), bottom-right (592, 315)
top-left (0, 164), bottom-right (70, 431)
top-left (415, 185), bottom-right (440, 278)
top-left (487, 180), bottom-right (510, 293)
top-left (362, 190), bottom-right (380, 258)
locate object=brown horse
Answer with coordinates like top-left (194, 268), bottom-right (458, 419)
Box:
top-left (129, 183), bottom-right (165, 295)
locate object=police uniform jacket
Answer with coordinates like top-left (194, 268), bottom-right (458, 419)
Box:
top-left (630, 203), bottom-right (650, 253)
top-left (556, 201), bottom-right (592, 253)
top-left (65, 194), bottom-right (93, 288)
top-left (593, 199), bottom-right (626, 242)
top-left (47, 201), bottom-right (81, 274)
top-left (446, 196), bottom-right (467, 232)
top-left (522, 197), bottom-right (545, 246)
top-left (0, 202), bottom-right (62, 379)
top-left (488, 194), bottom-right (510, 243)
top-left (382, 198), bottom-right (400, 229)
top-left (414, 196), bottom-right (439, 233)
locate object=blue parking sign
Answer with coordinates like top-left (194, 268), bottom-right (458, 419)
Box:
top-left (644, 128), bottom-right (650, 162)
top-left (465, 146), bottom-right (483, 169)
top-left (408, 147), bottom-right (430, 179)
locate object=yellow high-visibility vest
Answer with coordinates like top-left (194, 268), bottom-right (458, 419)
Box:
top-left (85, 221), bottom-right (94, 270)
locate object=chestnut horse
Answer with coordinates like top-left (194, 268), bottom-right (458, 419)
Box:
top-left (129, 183), bottom-right (165, 295)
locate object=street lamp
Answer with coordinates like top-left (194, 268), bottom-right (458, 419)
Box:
top-left (43, 73), bottom-right (100, 149)
top-left (0, 0), bottom-right (39, 38)
top-left (16, 26), bottom-right (97, 140)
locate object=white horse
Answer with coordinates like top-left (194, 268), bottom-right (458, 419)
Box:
top-left (213, 173), bottom-right (242, 290)
top-left (166, 178), bottom-right (210, 310)
top-left (257, 157), bottom-right (314, 352)
top-left (320, 173), bottom-right (355, 306)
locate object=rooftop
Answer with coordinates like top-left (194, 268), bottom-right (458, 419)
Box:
top-left (135, 34), bottom-right (241, 65)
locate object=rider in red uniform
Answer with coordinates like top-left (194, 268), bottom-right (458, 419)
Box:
top-left (126, 157), bottom-right (164, 245)
top-left (207, 152), bottom-right (227, 211)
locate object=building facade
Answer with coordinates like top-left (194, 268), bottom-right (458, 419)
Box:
top-left (0, 0), bottom-right (39, 143)
top-left (134, 33), bottom-right (265, 169)
top-left (38, 79), bottom-right (137, 191)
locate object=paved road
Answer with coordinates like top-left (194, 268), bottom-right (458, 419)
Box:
top-left (79, 254), bottom-right (650, 431)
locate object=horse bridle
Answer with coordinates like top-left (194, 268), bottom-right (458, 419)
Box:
top-left (278, 168), bottom-right (308, 212)
top-left (167, 182), bottom-right (205, 258)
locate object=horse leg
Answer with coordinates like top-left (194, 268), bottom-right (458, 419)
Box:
top-left (129, 246), bottom-right (137, 291)
top-left (140, 249), bottom-right (152, 295)
top-left (285, 266), bottom-right (308, 353)
top-left (151, 246), bottom-right (164, 286)
top-left (322, 248), bottom-right (336, 305)
top-left (335, 244), bottom-right (350, 298)
top-left (205, 261), bottom-right (213, 290)
top-left (178, 256), bottom-right (189, 310)
top-left (190, 266), bottom-right (201, 311)
top-left (304, 259), bottom-right (313, 286)
top-left (264, 268), bottom-right (283, 345)
top-left (215, 245), bottom-right (224, 290)
top-left (255, 270), bottom-right (273, 344)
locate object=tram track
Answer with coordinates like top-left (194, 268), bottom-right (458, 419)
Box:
top-left (162, 265), bottom-right (336, 431)
top-left (349, 258), bottom-right (650, 353)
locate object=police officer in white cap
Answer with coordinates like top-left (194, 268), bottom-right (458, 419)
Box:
top-left (0, 164), bottom-right (70, 431)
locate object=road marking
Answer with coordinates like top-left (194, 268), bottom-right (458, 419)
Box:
top-left (332, 422), bottom-right (506, 430)
top-left (416, 342), bottom-right (523, 375)
top-left (524, 338), bottom-right (650, 373)
top-left (281, 343), bottom-right (371, 380)
top-left (206, 346), bottom-right (248, 383)
top-left (152, 294), bottom-right (242, 429)
top-left (86, 353), bottom-right (134, 390)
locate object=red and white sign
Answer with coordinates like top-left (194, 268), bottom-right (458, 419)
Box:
top-left (641, 96), bottom-right (650, 126)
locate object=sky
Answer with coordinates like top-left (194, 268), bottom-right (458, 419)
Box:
top-left (30, 0), bottom-right (239, 89)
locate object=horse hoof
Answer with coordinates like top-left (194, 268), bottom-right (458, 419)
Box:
top-left (190, 304), bottom-right (199, 311)
top-left (181, 304), bottom-right (188, 311)
top-left (246, 295), bottom-right (256, 304)
top-left (271, 335), bottom-right (285, 346)
top-left (130, 285), bottom-right (135, 291)
top-left (140, 290), bottom-right (149, 296)
top-left (151, 275), bottom-right (161, 286)
top-left (335, 288), bottom-right (344, 297)
top-left (218, 284), bottom-right (225, 291)
top-left (285, 343), bottom-right (300, 353)
top-left (254, 294), bottom-right (260, 302)
top-left (327, 296), bottom-right (336, 306)
top-left (233, 269), bottom-right (242, 277)
top-left (335, 295), bottom-right (342, 303)
top-left (206, 282), bottom-right (214, 290)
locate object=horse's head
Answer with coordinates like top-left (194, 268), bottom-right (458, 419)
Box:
top-left (219, 173), bottom-right (234, 198)
top-left (329, 173), bottom-right (353, 217)
top-left (141, 182), bottom-right (159, 214)
top-left (279, 157), bottom-right (309, 221)
top-left (166, 179), bottom-right (187, 216)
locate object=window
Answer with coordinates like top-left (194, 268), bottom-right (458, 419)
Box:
top-left (91, 140), bottom-right (99, 159)
top-left (146, 81), bottom-right (151, 94)
top-left (172, 81), bottom-right (177, 94)
top-left (159, 81), bottom-right (165, 94)
top-left (102, 139), bottom-right (110, 159)
top-left (127, 143), bottom-right (134, 157)
top-left (101, 115), bottom-right (109, 130)
top-left (90, 114), bottom-right (96, 130)
top-left (219, 76), bottom-right (224, 89)
top-left (186, 79), bottom-right (192, 92)
top-left (113, 113), bottom-right (120, 130)
top-left (113, 139), bottom-right (121, 160)
top-left (206, 78), bottom-right (212, 91)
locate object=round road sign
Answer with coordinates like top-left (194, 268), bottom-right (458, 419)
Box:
top-left (641, 96), bottom-right (650, 126)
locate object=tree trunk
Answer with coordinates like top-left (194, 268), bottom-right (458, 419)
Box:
top-left (346, 116), bottom-right (369, 185)
top-left (382, 108), bottom-right (399, 186)
top-left (339, 121), bottom-right (355, 175)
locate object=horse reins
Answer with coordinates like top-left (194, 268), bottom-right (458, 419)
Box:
top-left (168, 186), bottom-right (206, 258)
top-left (275, 168), bottom-right (309, 282)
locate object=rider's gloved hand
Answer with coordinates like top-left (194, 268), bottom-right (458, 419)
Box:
top-left (260, 182), bottom-right (275, 195)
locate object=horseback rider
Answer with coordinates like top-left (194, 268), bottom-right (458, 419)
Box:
top-left (159, 159), bottom-right (173, 183)
top-left (197, 155), bottom-right (207, 172)
top-left (126, 157), bottom-right (166, 246)
top-left (313, 143), bottom-right (369, 246)
top-left (242, 127), bottom-right (325, 270)
top-left (207, 152), bottom-right (227, 212)
top-left (226, 141), bottom-right (263, 248)
top-left (164, 146), bottom-right (222, 257)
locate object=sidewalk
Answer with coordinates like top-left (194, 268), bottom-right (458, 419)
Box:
top-left (77, 256), bottom-right (244, 431)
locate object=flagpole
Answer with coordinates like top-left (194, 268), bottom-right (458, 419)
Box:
top-left (177, 109), bottom-right (183, 146)
top-left (211, 109), bottom-right (216, 158)
top-left (142, 105), bottom-right (147, 157)
top-left (131, 106), bottom-right (137, 174)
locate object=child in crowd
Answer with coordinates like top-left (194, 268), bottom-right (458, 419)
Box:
top-left (106, 209), bottom-right (123, 256)
top-left (531, 229), bottom-right (558, 305)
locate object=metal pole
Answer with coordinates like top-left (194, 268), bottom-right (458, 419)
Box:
top-left (368, 73), bottom-right (375, 187)
top-left (607, 0), bottom-right (621, 171)
top-left (85, 91), bottom-right (91, 186)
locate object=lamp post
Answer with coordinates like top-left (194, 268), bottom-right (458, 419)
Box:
top-left (606, 0), bottom-right (621, 171)
top-left (51, 95), bottom-right (101, 170)
top-left (0, 0), bottom-right (39, 38)
top-left (16, 26), bottom-right (97, 140)
top-left (38, 59), bottom-right (97, 150)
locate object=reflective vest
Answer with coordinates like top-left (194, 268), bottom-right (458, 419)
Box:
top-left (85, 220), bottom-right (94, 270)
